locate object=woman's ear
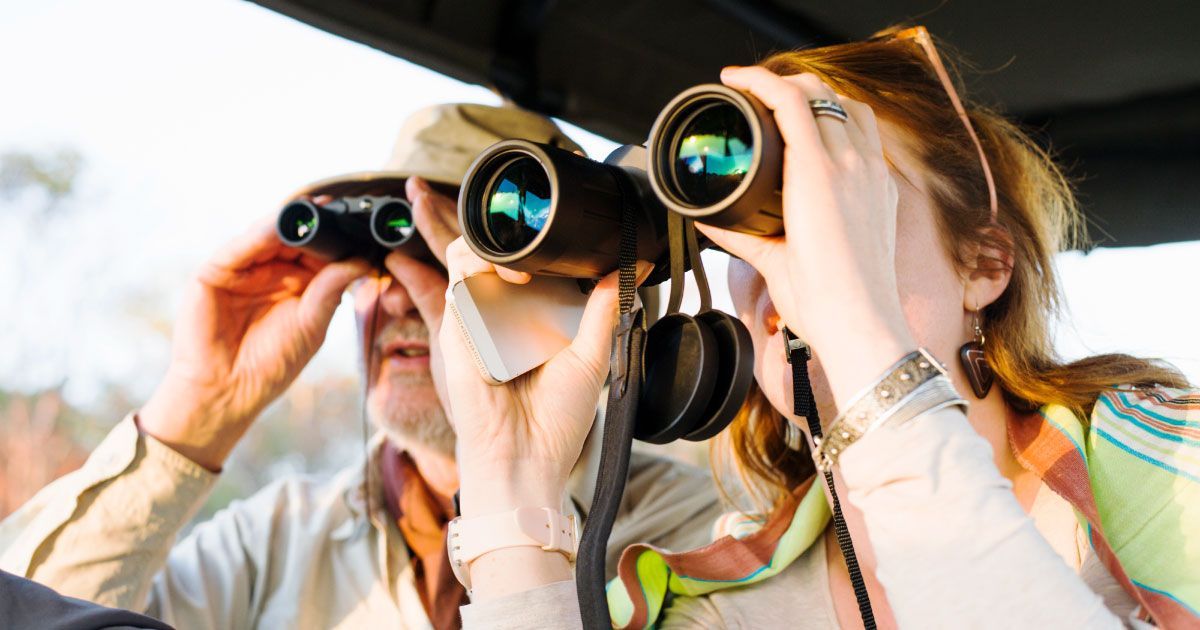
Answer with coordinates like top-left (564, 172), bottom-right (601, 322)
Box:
top-left (963, 225), bottom-right (1014, 311)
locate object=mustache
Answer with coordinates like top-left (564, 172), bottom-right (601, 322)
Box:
top-left (373, 317), bottom-right (430, 349)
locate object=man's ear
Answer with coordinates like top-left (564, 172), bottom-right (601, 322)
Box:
top-left (963, 226), bottom-right (1014, 311)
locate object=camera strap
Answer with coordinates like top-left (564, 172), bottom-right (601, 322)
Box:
top-left (786, 331), bottom-right (877, 629)
top-left (576, 169), bottom-right (645, 630)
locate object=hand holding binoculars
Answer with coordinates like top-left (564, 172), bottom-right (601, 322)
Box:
top-left (450, 83), bottom-right (780, 444)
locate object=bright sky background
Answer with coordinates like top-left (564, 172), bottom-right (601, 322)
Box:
top-left (1, 0), bottom-right (1197, 410)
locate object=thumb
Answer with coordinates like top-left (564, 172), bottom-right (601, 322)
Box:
top-left (564, 267), bottom-right (627, 377)
top-left (384, 252), bottom-right (449, 337)
top-left (694, 222), bottom-right (774, 269)
top-left (298, 258), bottom-right (372, 335)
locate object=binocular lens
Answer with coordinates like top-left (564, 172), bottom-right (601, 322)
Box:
top-left (671, 102), bottom-right (754, 207)
top-left (484, 157), bottom-right (552, 253)
top-left (279, 202), bottom-right (319, 245)
top-left (461, 140), bottom-right (669, 278)
top-left (370, 199), bottom-right (416, 247)
top-left (649, 84), bottom-right (782, 235)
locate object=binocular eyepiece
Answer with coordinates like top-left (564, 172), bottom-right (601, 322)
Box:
top-left (648, 84), bottom-right (783, 235)
top-left (277, 195), bottom-right (433, 263)
top-left (458, 84), bottom-right (783, 278)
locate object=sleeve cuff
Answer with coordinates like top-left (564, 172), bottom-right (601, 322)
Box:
top-left (136, 415), bottom-right (221, 484)
top-left (460, 580), bottom-right (582, 630)
top-left (0, 413), bottom-right (218, 576)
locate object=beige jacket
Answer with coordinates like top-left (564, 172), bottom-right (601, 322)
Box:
top-left (0, 415), bottom-right (723, 629)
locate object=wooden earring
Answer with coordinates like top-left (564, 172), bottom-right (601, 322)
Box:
top-left (958, 309), bottom-right (994, 399)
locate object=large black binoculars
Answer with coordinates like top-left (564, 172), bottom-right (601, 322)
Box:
top-left (276, 195), bottom-right (433, 263)
top-left (458, 83), bottom-right (783, 278)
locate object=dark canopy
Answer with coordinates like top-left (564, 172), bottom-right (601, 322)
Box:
top-left (251, 0), bottom-right (1200, 246)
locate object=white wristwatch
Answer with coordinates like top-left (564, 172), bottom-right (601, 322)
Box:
top-left (447, 507), bottom-right (578, 593)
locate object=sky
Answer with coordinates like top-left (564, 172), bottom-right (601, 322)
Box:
top-left (0, 0), bottom-right (1197, 409)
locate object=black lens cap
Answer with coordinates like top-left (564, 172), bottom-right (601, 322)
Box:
top-left (634, 313), bottom-right (718, 445)
top-left (683, 310), bottom-right (754, 442)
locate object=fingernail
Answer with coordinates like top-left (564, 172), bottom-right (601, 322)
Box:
top-left (635, 260), bottom-right (654, 284)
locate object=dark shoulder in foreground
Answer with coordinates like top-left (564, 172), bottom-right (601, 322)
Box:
top-left (0, 568), bottom-right (175, 630)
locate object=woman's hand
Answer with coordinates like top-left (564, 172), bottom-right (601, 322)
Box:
top-left (440, 240), bottom-right (641, 600)
top-left (440, 239), bottom-right (629, 517)
top-left (696, 67), bottom-right (916, 410)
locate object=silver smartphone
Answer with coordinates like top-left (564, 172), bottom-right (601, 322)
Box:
top-left (447, 274), bottom-right (591, 384)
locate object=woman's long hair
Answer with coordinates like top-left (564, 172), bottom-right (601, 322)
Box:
top-left (717, 28), bottom-right (1189, 509)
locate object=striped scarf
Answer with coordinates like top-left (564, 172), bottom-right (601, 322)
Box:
top-left (605, 386), bottom-right (1200, 628)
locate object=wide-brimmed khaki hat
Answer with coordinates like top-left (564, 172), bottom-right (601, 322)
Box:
top-left (290, 102), bottom-right (585, 199)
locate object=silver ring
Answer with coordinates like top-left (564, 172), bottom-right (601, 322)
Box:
top-left (809, 99), bottom-right (849, 123)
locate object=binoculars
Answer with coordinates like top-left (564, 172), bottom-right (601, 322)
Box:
top-left (276, 195), bottom-right (432, 263)
top-left (458, 83), bottom-right (784, 278)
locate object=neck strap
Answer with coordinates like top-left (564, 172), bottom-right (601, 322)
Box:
top-left (785, 328), bottom-right (876, 629)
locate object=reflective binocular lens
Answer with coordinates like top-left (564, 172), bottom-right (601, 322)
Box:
top-left (277, 195), bottom-right (426, 262)
top-left (459, 140), bottom-right (668, 278)
top-left (480, 156), bottom-right (552, 254)
top-left (370, 199), bottom-right (417, 248)
top-left (279, 201), bottom-right (322, 244)
top-left (648, 84), bottom-right (783, 235)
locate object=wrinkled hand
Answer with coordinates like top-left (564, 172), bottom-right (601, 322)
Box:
top-left (140, 221), bottom-right (369, 470)
top-left (696, 67), bottom-right (915, 409)
top-left (439, 240), bottom-right (631, 517)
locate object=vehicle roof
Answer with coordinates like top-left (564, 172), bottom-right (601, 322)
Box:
top-left (253, 0), bottom-right (1200, 246)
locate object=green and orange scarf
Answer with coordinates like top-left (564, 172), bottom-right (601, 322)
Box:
top-left (606, 387), bottom-right (1200, 628)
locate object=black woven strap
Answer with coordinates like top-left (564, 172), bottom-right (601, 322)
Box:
top-left (576, 168), bottom-right (644, 629)
top-left (787, 330), bottom-right (877, 630)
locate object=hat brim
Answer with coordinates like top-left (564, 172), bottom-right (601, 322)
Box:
top-left (286, 170), bottom-right (460, 202)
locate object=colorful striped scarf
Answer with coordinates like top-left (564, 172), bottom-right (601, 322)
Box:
top-left (606, 386), bottom-right (1200, 628)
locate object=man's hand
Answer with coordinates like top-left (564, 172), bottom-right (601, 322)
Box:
top-left (379, 177), bottom-right (463, 413)
top-left (140, 221), bottom-right (369, 471)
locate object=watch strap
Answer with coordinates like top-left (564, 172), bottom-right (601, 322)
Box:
top-left (447, 507), bottom-right (577, 592)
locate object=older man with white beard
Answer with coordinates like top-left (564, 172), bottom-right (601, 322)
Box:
top-left (0, 104), bottom-right (722, 629)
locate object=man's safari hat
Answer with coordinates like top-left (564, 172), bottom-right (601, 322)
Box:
top-left (290, 103), bottom-right (585, 199)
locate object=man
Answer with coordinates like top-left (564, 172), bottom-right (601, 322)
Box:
top-left (0, 104), bottom-right (722, 629)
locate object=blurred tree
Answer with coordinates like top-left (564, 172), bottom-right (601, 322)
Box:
top-left (0, 148), bottom-right (84, 211)
top-left (0, 387), bottom-right (93, 516)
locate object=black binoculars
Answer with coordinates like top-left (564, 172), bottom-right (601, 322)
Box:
top-left (276, 195), bottom-right (432, 263)
top-left (458, 83), bottom-right (783, 279)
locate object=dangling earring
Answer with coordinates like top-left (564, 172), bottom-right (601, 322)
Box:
top-left (783, 418), bottom-right (805, 451)
top-left (959, 309), bottom-right (995, 399)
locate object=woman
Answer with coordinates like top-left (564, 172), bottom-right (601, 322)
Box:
top-left (438, 26), bottom-right (1198, 628)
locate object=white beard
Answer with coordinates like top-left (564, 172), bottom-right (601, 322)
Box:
top-left (367, 387), bottom-right (456, 457)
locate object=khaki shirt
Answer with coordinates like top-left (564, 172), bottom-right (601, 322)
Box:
top-left (0, 416), bottom-right (722, 629)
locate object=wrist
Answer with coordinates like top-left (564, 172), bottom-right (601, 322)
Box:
top-left (139, 378), bottom-right (241, 472)
top-left (805, 313), bottom-right (917, 412)
top-left (468, 546), bottom-right (572, 601)
top-left (457, 468), bottom-right (566, 518)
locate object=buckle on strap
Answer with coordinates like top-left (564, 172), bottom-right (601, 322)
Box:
top-left (782, 327), bottom-right (811, 364)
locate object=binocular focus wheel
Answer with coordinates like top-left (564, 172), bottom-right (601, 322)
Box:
top-left (635, 313), bottom-right (718, 445)
top-left (682, 311), bottom-right (755, 442)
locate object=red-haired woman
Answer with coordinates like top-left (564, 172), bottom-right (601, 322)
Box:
top-left (439, 27), bottom-right (1198, 629)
